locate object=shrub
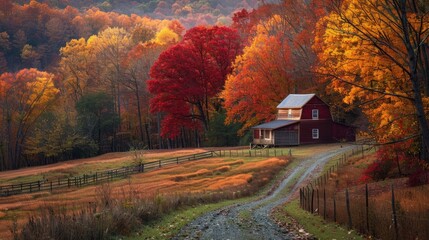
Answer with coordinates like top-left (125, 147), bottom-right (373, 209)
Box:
top-left (408, 168), bottom-right (429, 187)
top-left (360, 159), bottom-right (393, 182)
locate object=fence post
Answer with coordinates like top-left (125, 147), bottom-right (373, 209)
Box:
top-left (38, 180), bottom-right (41, 191)
top-left (323, 188), bottom-right (326, 219)
top-left (176, 157), bottom-right (179, 164)
top-left (366, 184), bottom-right (370, 233)
top-left (391, 185), bottom-right (399, 240)
top-left (333, 194), bottom-right (337, 222)
top-left (299, 188), bottom-right (303, 208)
top-left (346, 188), bottom-right (352, 229)
top-left (159, 160), bottom-right (161, 167)
top-left (50, 181), bottom-right (53, 192)
top-left (317, 188), bottom-right (319, 215)
top-left (311, 187), bottom-right (314, 213)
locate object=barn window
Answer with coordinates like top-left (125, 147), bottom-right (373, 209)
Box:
top-left (264, 130), bottom-right (271, 140)
top-left (312, 109), bottom-right (319, 120)
top-left (288, 109), bottom-right (292, 117)
top-left (312, 129), bottom-right (319, 139)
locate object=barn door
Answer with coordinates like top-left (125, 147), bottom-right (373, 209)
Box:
top-left (274, 129), bottom-right (299, 146)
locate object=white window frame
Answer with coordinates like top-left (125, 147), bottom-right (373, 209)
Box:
top-left (312, 129), bottom-right (319, 139)
top-left (288, 109), bottom-right (292, 117)
top-left (312, 109), bottom-right (319, 120)
top-left (264, 130), bottom-right (271, 140)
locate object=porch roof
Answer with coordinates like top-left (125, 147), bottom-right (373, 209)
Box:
top-left (251, 120), bottom-right (299, 130)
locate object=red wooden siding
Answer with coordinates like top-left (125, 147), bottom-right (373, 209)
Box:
top-left (253, 129), bottom-right (260, 139)
top-left (299, 120), bottom-right (333, 144)
top-left (332, 123), bottom-right (356, 142)
top-left (301, 96), bottom-right (332, 120)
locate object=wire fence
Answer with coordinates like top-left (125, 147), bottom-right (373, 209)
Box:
top-left (299, 146), bottom-right (429, 239)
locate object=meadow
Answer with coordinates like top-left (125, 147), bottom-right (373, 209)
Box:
top-left (0, 147), bottom-right (292, 239)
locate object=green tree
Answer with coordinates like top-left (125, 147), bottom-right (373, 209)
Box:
top-left (76, 92), bottom-right (119, 153)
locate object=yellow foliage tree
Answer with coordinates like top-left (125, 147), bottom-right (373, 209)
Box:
top-left (315, 0), bottom-right (429, 157)
top-left (153, 27), bottom-right (180, 46)
top-left (0, 68), bottom-right (59, 169)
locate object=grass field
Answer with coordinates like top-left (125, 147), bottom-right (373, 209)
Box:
top-left (0, 144), bottom-right (348, 239)
top-left (0, 147), bottom-right (292, 239)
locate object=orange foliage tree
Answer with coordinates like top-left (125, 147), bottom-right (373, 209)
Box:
top-left (223, 1), bottom-right (327, 134)
top-left (0, 68), bottom-right (59, 169)
top-left (314, 0), bottom-right (429, 159)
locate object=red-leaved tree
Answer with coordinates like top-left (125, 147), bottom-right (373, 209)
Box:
top-left (148, 26), bottom-right (242, 138)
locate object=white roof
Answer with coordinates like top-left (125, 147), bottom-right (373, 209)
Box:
top-left (276, 94), bottom-right (316, 109)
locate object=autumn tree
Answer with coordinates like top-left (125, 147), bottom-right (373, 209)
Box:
top-left (0, 68), bottom-right (59, 169)
top-left (86, 27), bottom-right (132, 133)
top-left (315, 0), bottom-right (429, 159)
top-left (223, 1), bottom-right (328, 134)
top-left (222, 16), bottom-right (294, 133)
top-left (148, 26), bottom-right (242, 139)
top-left (24, 110), bottom-right (98, 164)
top-left (122, 43), bottom-right (166, 148)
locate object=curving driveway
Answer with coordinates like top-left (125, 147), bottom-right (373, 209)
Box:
top-left (174, 145), bottom-right (352, 240)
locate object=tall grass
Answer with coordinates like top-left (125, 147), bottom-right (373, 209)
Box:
top-left (10, 178), bottom-right (257, 239)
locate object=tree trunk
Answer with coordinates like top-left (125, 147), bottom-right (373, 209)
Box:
top-left (398, 1), bottom-right (429, 160)
top-left (145, 122), bottom-right (151, 149)
top-left (134, 81), bottom-right (145, 142)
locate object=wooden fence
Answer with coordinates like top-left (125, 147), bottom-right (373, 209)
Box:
top-left (214, 148), bottom-right (291, 158)
top-left (299, 146), bottom-right (429, 239)
top-left (0, 148), bottom-right (290, 197)
top-left (0, 151), bottom-right (215, 197)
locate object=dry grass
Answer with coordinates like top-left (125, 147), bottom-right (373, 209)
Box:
top-left (0, 153), bottom-right (289, 239)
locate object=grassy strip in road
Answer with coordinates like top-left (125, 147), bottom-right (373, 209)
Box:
top-left (125, 197), bottom-right (253, 240)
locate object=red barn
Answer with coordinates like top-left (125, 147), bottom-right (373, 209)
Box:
top-left (251, 94), bottom-right (355, 147)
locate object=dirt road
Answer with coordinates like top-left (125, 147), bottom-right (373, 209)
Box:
top-left (174, 145), bottom-right (352, 240)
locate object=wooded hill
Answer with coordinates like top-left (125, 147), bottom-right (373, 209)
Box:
top-left (14, 0), bottom-right (259, 27)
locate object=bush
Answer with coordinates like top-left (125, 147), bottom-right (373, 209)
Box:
top-left (361, 159), bottom-right (392, 182)
top-left (408, 168), bottom-right (429, 187)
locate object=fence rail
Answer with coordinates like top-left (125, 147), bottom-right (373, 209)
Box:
top-left (0, 148), bottom-right (291, 197)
